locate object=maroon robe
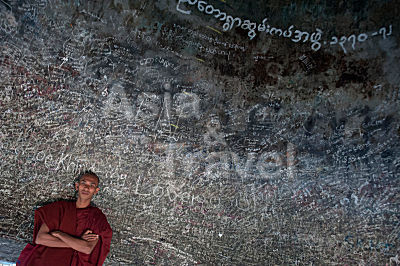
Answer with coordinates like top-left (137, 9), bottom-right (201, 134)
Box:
top-left (17, 201), bottom-right (112, 266)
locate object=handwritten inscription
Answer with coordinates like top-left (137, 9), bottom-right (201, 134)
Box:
top-left (0, 0), bottom-right (398, 265)
top-left (176, 0), bottom-right (393, 53)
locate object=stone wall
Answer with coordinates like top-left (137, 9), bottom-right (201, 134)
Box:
top-left (0, 0), bottom-right (399, 264)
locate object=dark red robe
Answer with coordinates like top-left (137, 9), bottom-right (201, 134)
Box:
top-left (17, 201), bottom-right (112, 266)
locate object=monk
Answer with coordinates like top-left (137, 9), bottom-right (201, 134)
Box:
top-left (17, 171), bottom-right (112, 265)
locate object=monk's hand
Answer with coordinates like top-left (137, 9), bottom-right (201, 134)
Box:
top-left (81, 229), bottom-right (99, 242)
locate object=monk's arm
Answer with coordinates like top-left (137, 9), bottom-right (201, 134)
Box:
top-left (51, 231), bottom-right (99, 255)
top-left (35, 223), bottom-right (70, 248)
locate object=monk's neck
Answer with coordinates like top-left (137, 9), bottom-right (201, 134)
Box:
top-left (76, 198), bottom-right (91, 208)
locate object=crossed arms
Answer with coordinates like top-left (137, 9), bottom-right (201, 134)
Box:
top-left (35, 223), bottom-right (99, 255)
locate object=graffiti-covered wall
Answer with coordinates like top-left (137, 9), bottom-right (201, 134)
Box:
top-left (1, 0), bottom-right (399, 264)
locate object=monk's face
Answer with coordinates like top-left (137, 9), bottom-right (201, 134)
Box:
top-left (75, 174), bottom-right (100, 201)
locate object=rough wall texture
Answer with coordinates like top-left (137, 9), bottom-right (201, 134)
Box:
top-left (0, 0), bottom-right (399, 264)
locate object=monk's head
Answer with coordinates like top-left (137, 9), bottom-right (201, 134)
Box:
top-left (75, 171), bottom-right (100, 201)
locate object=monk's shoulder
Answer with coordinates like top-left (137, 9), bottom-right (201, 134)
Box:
top-left (37, 200), bottom-right (61, 211)
top-left (40, 200), bottom-right (72, 207)
top-left (90, 206), bottom-right (107, 220)
top-left (90, 206), bottom-right (112, 231)
top-left (37, 200), bottom-right (74, 213)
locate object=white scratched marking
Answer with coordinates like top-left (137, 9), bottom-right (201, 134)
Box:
top-left (0, 262), bottom-right (16, 266)
top-left (390, 254), bottom-right (399, 264)
top-left (130, 237), bottom-right (198, 263)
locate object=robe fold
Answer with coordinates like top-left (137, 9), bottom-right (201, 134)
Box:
top-left (17, 201), bottom-right (112, 266)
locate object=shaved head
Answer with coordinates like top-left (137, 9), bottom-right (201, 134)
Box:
top-left (77, 170), bottom-right (100, 185)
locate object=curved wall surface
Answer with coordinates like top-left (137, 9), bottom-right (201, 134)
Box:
top-left (0, 0), bottom-right (399, 264)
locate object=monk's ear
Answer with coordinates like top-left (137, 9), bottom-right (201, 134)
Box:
top-left (94, 187), bottom-right (100, 194)
top-left (75, 182), bottom-right (79, 190)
